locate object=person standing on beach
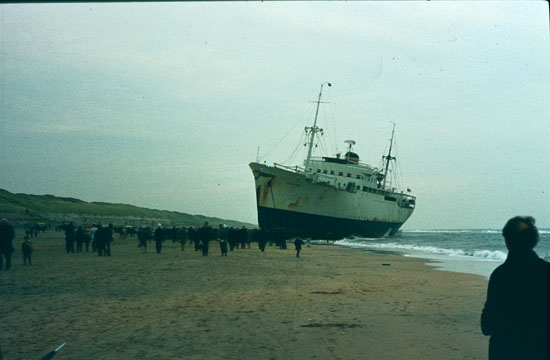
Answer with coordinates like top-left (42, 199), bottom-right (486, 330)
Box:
top-left (218, 224), bottom-right (228, 256)
top-left (83, 227), bottom-right (91, 252)
top-left (64, 222), bottom-right (76, 253)
top-left (219, 237), bottom-right (228, 256)
top-left (21, 234), bottom-right (33, 265)
top-left (200, 222), bottom-right (212, 256)
top-left (179, 227), bottom-right (188, 251)
top-left (239, 226), bottom-right (247, 249)
top-left (481, 216), bottom-right (550, 360)
top-left (89, 225), bottom-right (98, 252)
top-left (0, 218), bottom-right (15, 270)
top-left (137, 225), bottom-right (149, 253)
top-left (95, 225), bottom-right (106, 256)
top-left (75, 226), bottom-right (86, 253)
top-left (154, 225), bottom-right (164, 254)
top-left (105, 224), bottom-right (114, 256)
top-left (257, 229), bottom-right (267, 252)
top-left (189, 227), bottom-right (200, 252)
top-left (294, 237), bottom-right (304, 258)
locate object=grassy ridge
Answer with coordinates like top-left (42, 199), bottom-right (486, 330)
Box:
top-left (0, 189), bottom-right (255, 228)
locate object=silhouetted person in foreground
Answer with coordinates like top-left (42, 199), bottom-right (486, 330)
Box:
top-left (0, 218), bottom-right (15, 270)
top-left (481, 216), bottom-right (550, 360)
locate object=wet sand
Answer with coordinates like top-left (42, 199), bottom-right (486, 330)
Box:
top-left (0, 231), bottom-right (489, 359)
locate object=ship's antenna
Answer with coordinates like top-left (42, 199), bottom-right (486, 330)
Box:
top-left (305, 82), bottom-right (331, 170)
top-left (382, 123), bottom-right (396, 190)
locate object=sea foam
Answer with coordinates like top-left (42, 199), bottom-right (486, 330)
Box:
top-left (336, 239), bottom-right (507, 261)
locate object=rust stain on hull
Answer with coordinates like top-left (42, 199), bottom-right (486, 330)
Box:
top-left (288, 198), bottom-right (300, 209)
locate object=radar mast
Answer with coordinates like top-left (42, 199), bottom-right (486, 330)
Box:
top-left (305, 82), bottom-right (331, 170)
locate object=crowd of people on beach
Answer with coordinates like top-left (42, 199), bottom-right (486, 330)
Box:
top-left (60, 222), bottom-right (115, 256)
top-left (132, 221), bottom-right (304, 257)
top-left (0, 218), bottom-right (306, 270)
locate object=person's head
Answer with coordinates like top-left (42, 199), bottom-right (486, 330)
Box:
top-left (502, 216), bottom-right (539, 251)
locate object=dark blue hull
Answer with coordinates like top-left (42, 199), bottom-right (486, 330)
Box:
top-left (258, 206), bottom-right (403, 239)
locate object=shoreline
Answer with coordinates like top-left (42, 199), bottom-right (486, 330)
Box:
top-left (330, 240), bottom-right (504, 279)
top-left (1, 231), bottom-right (489, 359)
top-left (364, 247), bottom-right (502, 279)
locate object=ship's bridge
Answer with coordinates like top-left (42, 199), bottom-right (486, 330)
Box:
top-left (304, 155), bottom-right (381, 188)
top-left (305, 155), bottom-right (377, 179)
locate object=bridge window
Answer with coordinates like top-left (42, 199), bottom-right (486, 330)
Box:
top-left (323, 170), bottom-right (328, 174)
top-left (347, 173), bottom-right (351, 177)
top-left (339, 172), bottom-right (343, 176)
top-left (317, 169), bottom-right (321, 173)
top-left (330, 170), bottom-right (335, 175)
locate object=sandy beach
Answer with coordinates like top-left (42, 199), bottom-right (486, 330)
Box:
top-left (1, 230), bottom-right (489, 359)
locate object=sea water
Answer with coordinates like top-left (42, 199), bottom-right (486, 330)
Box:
top-left (334, 229), bottom-right (550, 279)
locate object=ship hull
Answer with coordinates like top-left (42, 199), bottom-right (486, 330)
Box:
top-left (258, 206), bottom-right (403, 238)
top-left (250, 162), bottom-right (414, 239)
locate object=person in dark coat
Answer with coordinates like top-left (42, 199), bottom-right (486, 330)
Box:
top-left (481, 216), bottom-right (550, 360)
top-left (75, 226), bottom-right (86, 253)
top-left (179, 227), bottom-right (188, 251)
top-left (137, 226), bottom-right (149, 253)
top-left (105, 224), bottom-right (114, 256)
top-left (257, 229), bottom-right (267, 252)
top-left (0, 218), bottom-right (15, 270)
top-left (189, 227), bottom-right (200, 252)
top-left (95, 225), bottom-right (106, 256)
top-left (218, 224), bottom-right (228, 256)
top-left (64, 222), bottom-right (75, 253)
top-left (294, 237), bottom-right (304, 258)
top-left (239, 226), bottom-right (247, 249)
top-left (200, 222), bottom-right (212, 256)
top-left (154, 225), bottom-right (164, 254)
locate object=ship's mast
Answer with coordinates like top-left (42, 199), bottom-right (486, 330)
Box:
top-left (305, 82), bottom-right (330, 170)
top-left (382, 123), bottom-right (396, 190)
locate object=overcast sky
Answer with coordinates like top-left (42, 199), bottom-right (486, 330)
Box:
top-left (1, 2), bottom-right (549, 230)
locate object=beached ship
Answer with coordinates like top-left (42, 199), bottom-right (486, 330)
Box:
top-left (249, 83), bottom-right (416, 239)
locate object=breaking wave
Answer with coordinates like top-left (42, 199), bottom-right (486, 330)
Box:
top-left (403, 229), bottom-right (501, 234)
top-left (336, 239), bottom-right (507, 261)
